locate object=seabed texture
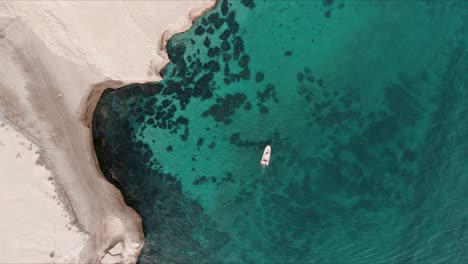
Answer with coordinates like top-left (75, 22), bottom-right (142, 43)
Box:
top-left (93, 1), bottom-right (468, 263)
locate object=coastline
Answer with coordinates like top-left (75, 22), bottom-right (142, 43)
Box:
top-left (0, 1), bottom-right (215, 263)
top-left (151, 1), bottom-right (218, 79)
top-left (80, 0), bottom-right (218, 127)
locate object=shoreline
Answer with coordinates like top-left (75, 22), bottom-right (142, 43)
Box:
top-left (151, 1), bottom-right (218, 80)
top-left (80, 0), bottom-right (218, 126)
top-left (0, 1), bottom-right (216, 263)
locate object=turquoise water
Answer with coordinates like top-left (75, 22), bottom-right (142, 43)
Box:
top-left (93, 0), bottom-right (468, 263)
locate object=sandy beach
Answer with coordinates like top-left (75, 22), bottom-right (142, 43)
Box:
top-left (0, 1), bottom-right (215, 263)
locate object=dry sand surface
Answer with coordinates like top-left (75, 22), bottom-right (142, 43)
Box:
top-left (0, 120), bottom-right (86, 263)
top-left (0, 0), bottom-right (215, 263)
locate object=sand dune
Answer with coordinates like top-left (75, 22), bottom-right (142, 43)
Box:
top-left (0, 1), bottom-right (215, 263)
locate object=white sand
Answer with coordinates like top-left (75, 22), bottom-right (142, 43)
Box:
top-left (0, 0), bottom-right (215, 263)
top-left (0, 120), bottom-right (86, 263)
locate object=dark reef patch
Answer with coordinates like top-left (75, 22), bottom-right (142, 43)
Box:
top-left (255, 72), bottom-right (264, 83)
top-left (240, 0), bottom-right (256, 10)
top-left (203, 93), bottom-right (247, 124)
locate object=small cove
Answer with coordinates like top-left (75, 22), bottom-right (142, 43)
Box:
top-left (93, 1), bottom-right (468, 263)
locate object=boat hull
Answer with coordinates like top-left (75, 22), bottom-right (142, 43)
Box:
top-left (261, 145), bottom-right (271, 167)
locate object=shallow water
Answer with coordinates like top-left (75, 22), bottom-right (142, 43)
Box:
top-left (93, 0), bottom-right (468, 263)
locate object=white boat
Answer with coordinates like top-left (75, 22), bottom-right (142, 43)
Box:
top-left (260, 145), bottom-right (271, 167)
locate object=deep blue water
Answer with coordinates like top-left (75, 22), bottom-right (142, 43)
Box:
top-left (93, 0), bottom-right (468, 263)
